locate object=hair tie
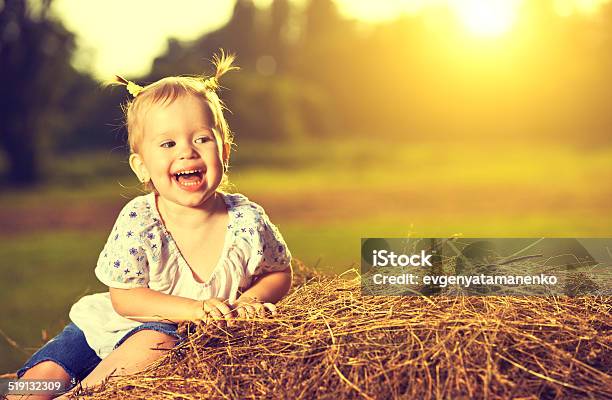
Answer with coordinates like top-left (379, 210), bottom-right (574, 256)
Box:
top-left (202, 50), bottom-right (239, 92)
top-left (126, 81), bottom-right (144, 97)
top-left (204, 77), bottom-right (219, 91)
top-left (114, 75), bottom-right (144, 97)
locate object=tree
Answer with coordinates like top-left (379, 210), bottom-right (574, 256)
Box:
top-left (0, 0), bottom-right (75, 186)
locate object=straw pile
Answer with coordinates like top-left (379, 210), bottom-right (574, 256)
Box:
top-left (73, 262), bottom-right (611, 400)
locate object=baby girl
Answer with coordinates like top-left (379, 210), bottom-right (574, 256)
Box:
top-left (10, 52), bottom-right (292, 399)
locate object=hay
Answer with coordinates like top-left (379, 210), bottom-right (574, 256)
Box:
top-left (72, 263), bottom-right (610, 400)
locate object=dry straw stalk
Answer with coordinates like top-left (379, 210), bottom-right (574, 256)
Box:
top-left (69, 262), bottom-right (610, 399)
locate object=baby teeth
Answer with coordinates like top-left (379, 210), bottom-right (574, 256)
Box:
top-left (175, 169), bottom-right (202, 176)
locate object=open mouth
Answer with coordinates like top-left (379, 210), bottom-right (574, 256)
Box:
top-left (173, 169), bottom-right (204, 188)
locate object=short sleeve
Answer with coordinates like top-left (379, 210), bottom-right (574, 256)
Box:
top-left (246, 214), bottom-right (292, 278)
top-left (95, 208), bottom-right (150, 289)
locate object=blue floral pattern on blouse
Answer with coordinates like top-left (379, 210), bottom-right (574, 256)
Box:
top-left (94, 192), bottom-right (291, 289)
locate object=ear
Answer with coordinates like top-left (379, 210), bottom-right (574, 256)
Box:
top-left (222, 142), bottom-right (231, 164)
top-left (129, 153), bottom-right (150, 183)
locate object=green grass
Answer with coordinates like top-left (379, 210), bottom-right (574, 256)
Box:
top-left (282, 213), bottom-right (612, 270)
top-left (3, 138), bottom-right (612, 206)
top-left (0, 231), bottom-right (107, 373)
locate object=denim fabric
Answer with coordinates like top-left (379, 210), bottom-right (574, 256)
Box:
top-left (17, 321), bottom-right (182, 389)
top-left (113, 321), bottom-right (182, 349)
top-left (16, 323), bottom-right (101, 388)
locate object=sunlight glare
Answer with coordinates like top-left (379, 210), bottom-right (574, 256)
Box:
top-left (51, 0), bottom-right (233, 79)
top-left (451, 0), bottom-right (520, 38)
top-left (554, 0), bottom-right (610, 16)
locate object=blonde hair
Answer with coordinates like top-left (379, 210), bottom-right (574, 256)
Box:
top-left (112, 51), bottom-right (238, 192)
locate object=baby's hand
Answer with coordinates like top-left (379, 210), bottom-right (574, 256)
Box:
top-left (233, 296), bottom-right (277, 320)
top-left (194, 298), bottom-right (233, 327)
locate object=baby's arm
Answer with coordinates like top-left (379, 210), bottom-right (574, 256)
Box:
top-left (235, 268), bottom-right (292, 305)
top-left (233, 268), bottom-right (292, 319)
top-left (109, 287), bottom-right (217, 323)
top-left (233, 207), bottom-right (293, 315)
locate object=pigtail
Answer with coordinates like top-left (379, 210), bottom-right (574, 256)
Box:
top-left (204, 49), bottom-right (239, 91)
top-left (113, 75), bottom-right (130, 86)
top-left (105, 74), bottom-right (144, 97)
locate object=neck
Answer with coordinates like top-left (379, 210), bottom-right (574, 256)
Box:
top-left (156, 192), bottom-right (225, 231)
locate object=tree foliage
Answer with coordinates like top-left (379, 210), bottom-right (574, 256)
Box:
top-left (0, 0), bottom-right (76, 185)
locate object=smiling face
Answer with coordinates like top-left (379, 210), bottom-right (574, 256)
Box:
top-left (129, 94), bottom-right (230, 209)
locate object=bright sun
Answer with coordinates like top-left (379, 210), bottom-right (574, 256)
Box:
top-left (451, 0), bottom-right (520, 38)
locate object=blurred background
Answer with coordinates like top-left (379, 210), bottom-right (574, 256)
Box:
top-left (1, 0), bottom-right (611, 373)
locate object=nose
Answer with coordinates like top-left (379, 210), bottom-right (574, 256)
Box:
top-left (177, 141), bottom-right (198, 159)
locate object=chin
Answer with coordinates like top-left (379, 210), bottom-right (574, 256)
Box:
top-left (173, 190), bottom-right (209, 204)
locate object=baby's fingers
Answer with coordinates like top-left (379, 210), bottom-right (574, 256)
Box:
top-left (203, 302), bottom-right (227, 328)
top-left (235, 305), bottom-right (248, 319)
top-left (254, 302), bottom-right (277, 318)
top-left (263, 302), bottom-right (277, 317)
top-left (234, 302), bottom-right (277, 321)
top-left (251, 303), bottom-right (278, 318)
top-left (252, 303), bottom-right (267, 318)
top-left (203, 302), bottom-right (222, 319)
top-left (236, 304), bottom-right (256, 320)
top-left (215, 302), bottom-right (234, 325)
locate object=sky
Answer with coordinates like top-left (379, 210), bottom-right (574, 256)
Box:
top-left (51, 0), bottom-right (236, 79)
top-left (51, 0), bottom-right (611, 80)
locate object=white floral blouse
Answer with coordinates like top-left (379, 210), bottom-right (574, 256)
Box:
top-left (69, 191), bottom-right (291, 358)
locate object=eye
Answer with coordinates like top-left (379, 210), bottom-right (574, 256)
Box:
top-left (160, 141), bottom-right (175, 148)
top-left (195, 136), bottom-right (212, 144)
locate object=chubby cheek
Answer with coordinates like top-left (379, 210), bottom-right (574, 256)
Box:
top-left (160, 169), bottom-right (177, 185)
top-left (203, 163), bottom-right (222, 184)
top-left (211, 156), bottom-right (225, 175)
top-left (205, 146), bottom-right (225, 170)
top-left (144, 157), bottom-right (172, 185)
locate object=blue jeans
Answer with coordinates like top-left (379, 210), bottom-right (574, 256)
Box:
top-left (16, 322), bottom-right (183, 389)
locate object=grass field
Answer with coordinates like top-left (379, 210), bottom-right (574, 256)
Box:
top-left (1, 138), bottom-right (611, 373)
